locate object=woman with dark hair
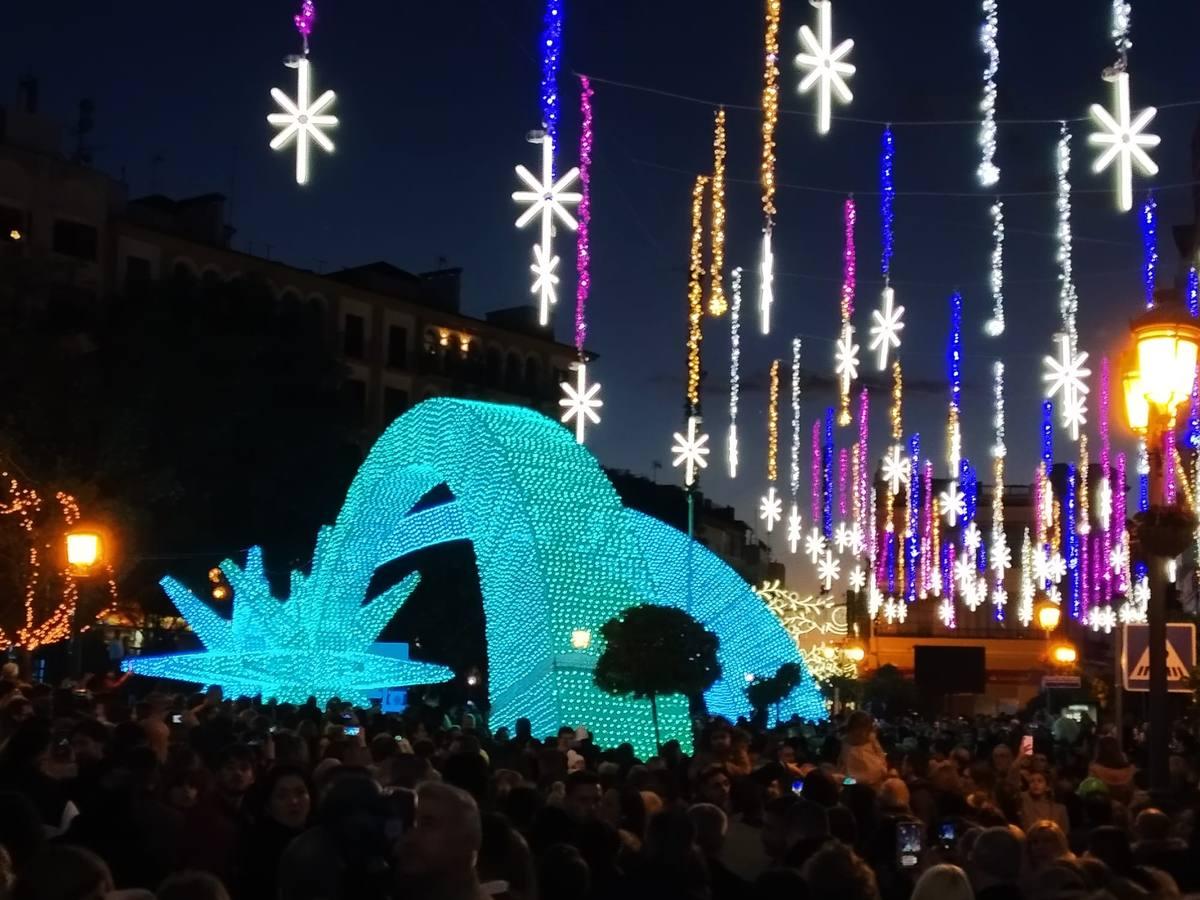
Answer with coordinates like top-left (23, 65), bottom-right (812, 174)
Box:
top-left (233, 764), bottom-right (313, 900)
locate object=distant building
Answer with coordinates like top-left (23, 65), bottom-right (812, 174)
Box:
top-left (0, 88), bottom-right (579, 436)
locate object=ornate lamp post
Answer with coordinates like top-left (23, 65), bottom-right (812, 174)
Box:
top-left (1121, 291), bottom-right (1200, 794)
top-left (66, 529), bottom-right (104, 677)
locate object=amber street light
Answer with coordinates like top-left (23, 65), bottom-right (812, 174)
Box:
top-left (843, 641), bottom-right (866, 664)
top-left (66, 531), bottom-right (102, 571)
top-left (1121, 289), bottom-right (1200, 797)
top-left (1050, 643), bottom-right (1077, 666)
top-left (1034, 592), bottom-right (1061, 634)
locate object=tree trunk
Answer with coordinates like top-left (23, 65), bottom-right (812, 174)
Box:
top-left (649, 693), bottom-right (661, 752)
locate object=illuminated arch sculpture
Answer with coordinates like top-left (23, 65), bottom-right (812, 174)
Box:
top-left (127, 399), bottom-right (826, 754)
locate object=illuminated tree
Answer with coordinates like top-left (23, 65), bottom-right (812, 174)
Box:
top-left (746, 662), bottom-right (802, 727)
top-left (594, 604), bottom-right (720, 749)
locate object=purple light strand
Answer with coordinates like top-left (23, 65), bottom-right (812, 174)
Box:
top-left (838, 447), bottom-right (849, 520)
top-left (857, 388), bottom-right (870, 534)
top-left (294, 0), bottom-right (315, 53)
top-left (1081, 532), bottom-right (1090, 622)
top-left (574, 77), bottom-right (593, 354)
top-left (922, 460), bottom-right (933, 595)
top-left (811, 420), bottom-right (822, 526)
top-left (1099, 357), bottom-right (1113, 593)
top-left (1115, 452), bottom-right (1128, 588)
top-left (1164, 429), bottom-right (1177, 505)
top-left (840, 197), bottom-right (857, 321)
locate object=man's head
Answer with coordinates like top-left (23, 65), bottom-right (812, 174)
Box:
top-left (1026, 770), bottom-right (1049, 799)
top-left (803, 842), bottom-right (880, 900)
top-left (556, 726), bottom-right (575, 751)
top-left (563, 770), bottom-right (602, 821)
top-left (399, 782), bottom-right (482, 876)
top-left (695, 764), bottom-right (732, 811)
top-left (70, 719), bottom-right (109, 765)
top-left (687, 803), bottom-right (727, 858)
top-left (1134, 807), bottom-right (1171, 843)
top-left (708, 724), bottom-right (732, 754)
top-left (214, 745), bottom-right (255, 798)
top-left (969, 826), bottom-right (1023, 889)
top-left (990, 743), bottom-right (1014, 775)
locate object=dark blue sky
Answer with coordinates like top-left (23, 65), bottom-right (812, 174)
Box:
top-left (5, 2), bottom-right (1200, 585)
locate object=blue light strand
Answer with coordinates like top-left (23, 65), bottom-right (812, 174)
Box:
top-left (906, 435), bottom-right (920, 603)
top-left (1138, 439), bottom-right (1150, 512)
top-left (886, 532), bottom-right (896, 595)
top-left (880, 126), bottom-right (895, 279)
top-left (1041, 400), bottom-right (1054, 468)
top-left (1141, 192), bottom-right (1157, 308)
top-left (822, 407), bottom-right (835, 537)
top-left (539, 0), bottom-right (564, 159)
top-left (948, 292), bottom-right (963, 410)
top-left (1187, 267), bottom-right (1199, 319)
top-left (960, 459), bottom-right (977, 523)
top-left (1066, 462), bottom-right (1080, 619)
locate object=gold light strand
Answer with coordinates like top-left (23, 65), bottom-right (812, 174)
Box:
top-left (686, 175), bottom-right (709, 413)
top-left (708, 108), bottom-right (728, 316)
top-left (767, 359), bottom-right (780, 481)
top-left (890, 360), bottom-right (903, 441)
top-left (760, 0), bottom-right (780, 222)
top-left (1052, 499), bottom-right (1062, 552)
top-left (1078, 434), bottom-right (1090, 534)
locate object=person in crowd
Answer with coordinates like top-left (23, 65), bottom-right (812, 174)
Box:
top-left (1024, 819), bottom-right (1074, 873)
top-left (1131, 807), bottom-right (1193, 892)
top-left (157, 871), bottom-right (231, 900)
top-left (688, 802), bottom-right (747, 900)
top-left (803, 842), bottom-right (881, 900)
top-left (232, 764), bottom-right (312, 899)
top-left (968, 825), bottom-right (1025, 900)
top-left (838, 712), bottom-right (888, 788)
top-left (911, 863), bottom-right (974, 900)
top-left (181, 744), bottom-right (254, 884)
top-left (1019, 770), bottom-right (1069, 833)
top-left (396, 781), bottom-right (487, 900)
top-left (563, 770), bottom-right (603, 822)
top-left (1089, 736), bottom-right (1135, 805)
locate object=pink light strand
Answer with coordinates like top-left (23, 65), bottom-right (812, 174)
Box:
top-left (574, 76), bottom-right (594, 354)
top-left (811, 420), bottom-right (822, 525)
top-left (838, 447), bottom-right (850, 520)
top-left (1099, 358), bottom-right (1112, 589)
top-left (840, 198), bottom-right (857, 322)
top-left (857, 388), bottom-right (870, 533)
top-left (1115, 452), bottom-right (1128, 591)
top-left (946, 544), bottom-right (957, 629)
top-left (1080, 531), bottom-right (1090, 623)
top-left (922, 460), bottom-right (933, 595)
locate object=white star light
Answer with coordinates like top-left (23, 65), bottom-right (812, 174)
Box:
top-left (990, 537), bottom-right (1012, 574)
top-left (966, 577), bottom-right (988, 612)
top-left (1088, 71), bottom-right (1160, 212)
top-left (938, 598), bottom-right (955, 628)
top-left (760, 230), bottom-right (775, 335)
top-left (881, 445), bottom-right (910, 495)
top-left (513, 135), bottom-right (582, 326)
top-left (835, 322), bottom-right (860, 391)
top-left (268, 58), bottom-right (338, 185)
top-left (954, 554), bottom-right (977, 594)
top-left (1032, 546), bottom-right (1049, 582)
top-left (939, 482), bottom-right (967, 527)
top-left (963, 522), bottom-right (982, 554)
top-left (868, 584), bottom-right (884, 618)
top-left (805, 528), bottom-right (827, 565)
top-left (1110, 541), bottom-right (1128, 575)
top-left (559, 363), bottom-right (603, 444)
top-left (1132, 575), bottom-right (1150, 607)
top-left (794, 0), bottom-right (855, 135)
top-left (869, 286), bottom-right (905, 370)
top-left (833, 522), bottom-right (853, 554)
top-left (849, 522), bottom-right (865, 557)
top-left (760, 486), bottom-right (783, 532)
top-left (671, 416), bottom-right (710, 487)
top-left (848, 566), bottom-right (866, 592)
top-left (991, 586), bottom-right (1008, 611)
top-left (817, 550), bottom-right (841, 591)
top-left (1090, 605), bottom-right (1117, 634)
top-left (1098, 479), bottom-right (1113, 527)
top-left (787, 505), bottom-right (803, 554)
top-left (1046, 552), bottom-right (1067, 584)
top-left (1043, 333), bottom-right (1091, 440)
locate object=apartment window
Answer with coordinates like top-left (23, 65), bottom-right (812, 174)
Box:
top-left (343, 313), bottom-right (366, 359)
top-left (341, 378), bottom-right (367, 427)
top-left (387, 325), bottom-right (408, 369)
top-left (124, 256), bottom-right (152, 297)
top-left (52, 219), bottom-right (98, 261)
top-left (383, 386), bottom-right (410, 422)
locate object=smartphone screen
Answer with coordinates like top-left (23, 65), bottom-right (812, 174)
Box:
top-left (897, 821), bottom-right (922, 869)
top-left (171, 714), bottom-right (183, 724)
top-left (343, 725), bottom-right (360, 737)
top-left (1020, 735), bottom-right (1034, 757)
top-left (843, 776), bottom-right (857, 786)
top-left (791, 779), bottom-right (804, 796)
top-left (937, 820), bottom-right (956, 850)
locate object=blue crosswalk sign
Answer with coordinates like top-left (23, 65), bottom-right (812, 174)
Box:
top-left (1122, 623), bottom-right (1196, 692)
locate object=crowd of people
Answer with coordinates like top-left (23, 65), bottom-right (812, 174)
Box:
top-left (0, 660), bottom-right (1197, 900)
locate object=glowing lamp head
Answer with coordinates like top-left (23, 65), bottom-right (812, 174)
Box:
top-left (211, 584), bottom-right (229, 601)
top-left (843, 642), bottom-right (866, 664)
top-left (1034, 594), bottom-right (1061, 633)
top-left (466, 674), bottom-right (478, 687)
top-left (1122, 368), bottom-right (1151, 434)
top-left (570, 629), bottom-right (591, 650)
top-left (66, 532), bottom-right (101, 569)
top-left (1050, 643), bottom-right (1077, 665)
top-left (8, 229), bottom-right (21, 241)
top-left (820, 645), bottom-right (837, 660)
top-left (1125, 296), bottom-right (1200, 420)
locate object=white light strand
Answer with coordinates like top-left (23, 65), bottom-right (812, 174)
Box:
top-left (791, 337), bottom-right (802, 500)
top-left (1056, 125), bottom-right (1077, 345)
top-left (992, 361), bottom-right (1006, 461)
top-left (977, 0), bottom-right (1000, 186)
top-left (1112, 0), bottom-right (1132, 62)
top-left (759, 231), bottom-right (775, 335)
top-left (985, 201), bottom-right (1004, 336)
top-left (728, 268), bottom-right (743, 478)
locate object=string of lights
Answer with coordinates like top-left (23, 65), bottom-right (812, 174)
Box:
top-left (574, 76), bottom-right (594, 353)
top-left (1188, 267), bottom-right (1199, 318)
top-left (758, 0), bottom-right (781, 335)
top-left (985, 201), bottom-right (1005, 336)
top-left (823, 408), bottom-right (835, 538)
top-left (709, 109), bottom-right (729, 316)
top-left (880, 127), bottom-right (895, 279)
top-left (812, 420), bottom-right (822, 526)
top-left (767, 360), bottom-right (780, 483)
top-left (1056, 125), bottom-right (1079, 344)
top-left (728, 268), bottom-right (743, 478)
top-left (837, 198), bottom-right (859, 425)
top-left (686, 176), bottom-right (708, 415)
top-left (540, 0), bottom-right (563, 159)
top-left (791, 338), bottom-right (802, 500)
top-left (977, 0), bottom-right (1000, 186)
top-left (947, 291), bottom-right (963, 479)
top-left (1141, 192), bottom-right (1157, 307)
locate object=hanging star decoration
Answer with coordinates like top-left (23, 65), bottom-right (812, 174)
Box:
top-left (869, 287), bottom-right (905, 370)
top-left (881, 445), bottom-right (910, 495)
top-left (1044, 333), bottom-right (1091, 440)
top-left (833, 522), bottom-right (853, 554)
top-left (954, 554), bottom-right (977, 594)
top-left (849, 522), bottom-right (865, 556)
top-left (848, 566), bottom-right (866, 592)
top-left (787, 506), bottom-right (803, 554)
top-left (1088, 71), bottom-right (1160, 212)
top-left (817, 550), bottom-right (841, 591)
top-left (989, 537), bottom-right (1012, 573)
top-left (1046, 553), bottom-right (1068, 584)
top-left (513, 135), bottom-right (582, 325)
top-left (884, 597), bottom-right (907, 625)
top-left (1110, 541), bottom-right (1128, 575)
top-left (991, 586), bottom-right (1008, 610)
top-left (559, 363), bottom-right (602, 444)
top-left (835, 323), bottom-right (860, 392)
top-left (963, 521), bottom-right (983, 553)
top-left (1090, 605), bottom-right (1117, 634)
top-left (268, 58), bottom-right (338, 185)
top-left (939, 482), bottom-right (967, 527)
top-left (672, 416), bottom-right (710, 487)
top-left (805, 527), bottom-right (827, 565)
top-left (794, 0), bottom-right (855, 135)
top-left (760, 486), bottom-right (783, 532)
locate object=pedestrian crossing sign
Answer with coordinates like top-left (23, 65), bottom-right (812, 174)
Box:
top-left (1121, 622), bottom-right (1196, 693)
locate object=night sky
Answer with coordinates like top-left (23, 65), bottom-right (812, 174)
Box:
top-left (5, 2), bottom-right (1200, 589)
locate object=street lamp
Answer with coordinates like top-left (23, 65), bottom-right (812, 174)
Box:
top-left (843, 640), bottom-right (866, 664)
top-left (1034, 592), bottom-right (1061, 634)
top-left (1050, 642), bottom-right (1077, 666)
top-left (66, 529), bottom-right (105, 677)
top-left (1121, 289), bottom-right (1200, 796)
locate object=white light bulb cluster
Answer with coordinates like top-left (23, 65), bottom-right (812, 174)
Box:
top-left (977, 0), bottom-right (1000, 186)
top-left (984, 201), bottom-right (1005, 336)
top-left (728, 268), bottom-right (743, 478)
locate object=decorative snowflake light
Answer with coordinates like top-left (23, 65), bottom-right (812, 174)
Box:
top-left (849, 522), bottom-right (865, 557)
top-left (867, 584), bottom-right (884, 618)
top-left (794, 0), bottom-right (855, 135)
top-left (989, 537), bottom-right (1012, 573)
top-left (963, 522), bottom-right (982, 554)
top-left (1044, 333), bottom-right (1091, 440)
top-left (760, 486), bottom-right (783, 532)
top-left (881, 445), bottom-right (910, 495)
top-left (268, 58), bottom-right (338, 185)
top-left (1098, 479), bottom-right (1113, 526)
top-left (1132, 574), bottom-right (1150, 607)
top-left (513, 135), bottom-right (582, 325)
top-left (817, 550), bottom-right (841, 591)
top-left (1110, 541), bottom-right (1128, 575)
top-left (1090, 605), bottom-right (1117, 634)
top-left (1088, 71), bottom-right (1160, 212)
top-left (848, 566), bottom-right (866, 592)
top-left (833, 521), bottom-right (853, 554)
top-left (672, 416), bottom-right (711, 487)
top-left (559, 362), bottom-right (602, 444)
top-left (805, 527), bottom-right (827, 565)
top-left (530, 243), bottom-right (562, 316)
top-left (939, 482), bottom-right (967, 527)
top-left (954, 554), bottom-right (977, 594)
top-left (991, 586), bottom-right (1008, 610)
top-left (787, 505), bottom-right (803, 554)
top-left (1046, 552), bottom-right (1067, 584)
top-left (938, 598), bottom-right (955, 628)
top-left (869, 286), bottom-right (905, 370)
top-left (835, 322), bottom-right (860, 391)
